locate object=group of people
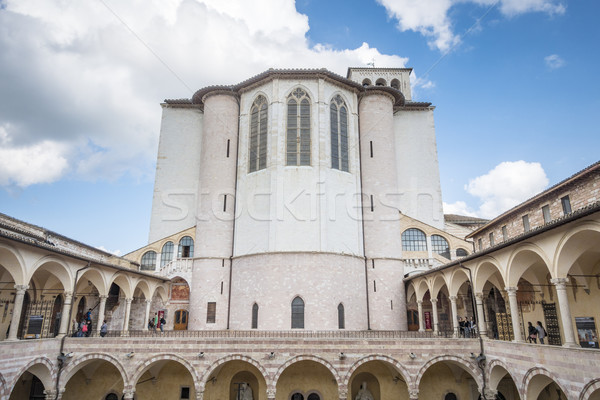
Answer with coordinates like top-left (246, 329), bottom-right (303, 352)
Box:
top-left (527, 321), bottom-right (547, 344)
top-left (148, 313), bottom-right (166, 332)
top-left (458, 316), bottom-right (476, 337)
top-left (72, 308), bottom-right (108, 337)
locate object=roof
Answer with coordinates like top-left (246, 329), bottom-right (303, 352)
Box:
top-left (466, 160), bottom-right (600, 238)
top-left (346, 66), bottom-right (413, 77)
top-left (444, 214), bottom-right (488, 225)
top-left (164, 68), bottom-right (434, 109)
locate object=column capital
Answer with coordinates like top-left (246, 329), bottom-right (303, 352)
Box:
top-left (267, 388), bottom-right (276, 399)
top-left (125, 298), bottom-right (133, 304)
top-left (417, 300), bottom-right (423, 305)
top-left (14, 284), bottom-right (29, 294)
top-left (99, 294), bottom-right (108, 300)
top-left (145, 299), bottom-right (152, 304)
top-left (122, 388), bottom-right (136, 400)
top-left (338, 386), bottom-right (348, 400)
top-left (551, 277), bottom-right (568, 289)
top-left (505, 286), bottom-right (518, 295)
top-left (430, 298), bottom-right (438, 304)
top-left (449, 295), bottom-right (458, 302)
top-left (63, 291), bottom-right (74, 299)
top-left (409, 388), bottom-right (419, 399)
top-left (482, 388), bottom-right (498, 400)
top-left (475, 292), bottom-right (484, 301)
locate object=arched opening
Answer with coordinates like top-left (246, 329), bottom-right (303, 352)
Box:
top-left (419, 360), bottom-right (479, 399)
top-left (402, 228), bottom-right (427, 251)
top-left (276, 360), bottom-right (337, 400)
top-left (178, 236), bottom-right (194, 258)
top-left (375, 78), bottom-right (386, 86)
top-left (390, 79), bottom-right (400, 90)
top-left (362, 79), bottom-right (372, 87)
top-left (62, 358), bottom-right (126, 399)
top-left (161, 241), bottom-right (174, 267)
top-left (133, 360), bottom-right (195, 399)
top-left (488, 365), bottom-right (519, 400)
top-left (140, 251), bottom-right (157, 271)
top-left (348, 360), bottom-right (408, 400)
top-left (203, 360), bottom-right (267, 400)
top-left (252, 303), bottom-right (259, 329)
top-left (526, 374), bottom-right (566, 400)
top-left (9, 372), bottom-right (45, 399)
top-left (291, 297), bottom-right (304, 329)
top-left (338, 303), bottom-right (345, 329)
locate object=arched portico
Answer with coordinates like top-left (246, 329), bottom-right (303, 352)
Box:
top-left (131, 354), bottom-right (199, 400)
top-left (416, 355), bottom-right (482, 399)
top-left (522, 367), bottom-right (567, 400)
top-left (8, 357), bottom-right (55, 400)
top-left (201, 355), bottom-right (269, 400)
top-left (273, 355), bottom-right (340, 400)
top-left (344, 355), bottom-right (411, 400)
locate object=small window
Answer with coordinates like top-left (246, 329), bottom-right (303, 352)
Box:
top-left (375, 78), bottom-right (386, 86)
top-left (105, 394), bottom-right (119, 400)
top-left (291, 297), bottom-right (304, 329)
top-left (489, 232), bottom-right (495, 247)
top-left (286, 88), bottom-right (311, 166)
top-left (249, 95), bottom-right (268, 172)
top-left (307, 394), bottom-right (320, 400)
top-left (178, 236), bottom-right (194, 258)
top-left (160, 241), bottom-right (174, 267)
top-left (502, 225), bottom-right (508, 241)
top-left (181, 386), bottom-right (190, 399)
top-left (431, 234), bottom-right (450, 259)
top-left (456, 248), bottom-right (468, 257)
top-left (207, 302), bottom-right (216, 324)
top-left (390, 79), bottom-right (400, 90)
top-left (401, 228), bottom-right (427, 251)
top-left (522, 215), bottom-right (530, 232)
top-left (252, 303), bottom-right (259, 329)
top-left (330, 95), bottom-right (349, 172)
top-left (362, 79), bottom-right (371, 87)
top-left (292, 393), bottom-right (304, 400)
top-left (542, 205), bottom-right (551, 223)
top-left (478, 238), bottom-right (482, 251)
top-left (338, 303), bottom-right (345, 329)
top-left (561, 195), bottom-right (572, 215)
top-left (141, 251), bottom-right (157, 271)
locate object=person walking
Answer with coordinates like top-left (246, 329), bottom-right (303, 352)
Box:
top-left (159, 316), bottom-right (166, 332)
top-left (536, 321), bottom-right (547, 344)
top-left (100, 320), bottom-right (108, 338)
top-left (527, 321), bottom-right (538, 344)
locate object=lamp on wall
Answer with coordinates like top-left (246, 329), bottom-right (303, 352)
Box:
top-left (198, 352), bottom-right (205, 358)
top-left (339, 352), bottom-right (346, 360)
top-left (126, 352), bottom-right (135, 358)
top-left (409, 352), bottom-right (416, 359)
top-left (268, 352), bottom-right (275, 359)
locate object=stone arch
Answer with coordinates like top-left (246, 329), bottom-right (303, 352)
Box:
top-left (78, 268), bottom-right (108, 296)
top-left (342, 354), bottom-right (412, 389)
top-left (109, 272), bottom-right (135, 299)
top-left (0, 370), bottom-right (6, 399)
top-left (473, 257), bottom-right (505, 293)
top-left (415, 355), bottom-right (482, 390)
top-left (8, 356), bottom-right (55, 392)
top-left (486, 359), bottom-right (519, 393)
top-left (522, 367), bottom-right (567, 400)
top-left (60, 353), bottom-right (127, 389)
top-left (250, 91), bottom-right (270, 109)
top-left (581, 379), bottom-right (600, 400)
top-left (448, 268), bottom-right (470, 296)
top-left (506, 243), bottom-right (552, 287)
top-left (554, 221), bottom-right (600, 278)
top-left (0, 240), bottom-right (26, 285)
top-left (284, 85), bottom-right (315, 103)
top-left (132, 278), bottom-right (152, 301)
top-left (130, 353), bottom-right (200, 392)
top-left (414, 279), bottom-right (430, 301)
top-left (28, 255), bottom-right (74, 292)
top-left (375, 78), bottom-right (387, 86)
top-left (328, 91), bottom-right (353, 113)
top-left (430, 274), bottom-right (449, 299)
top-left (272, 355), bottom-right (341, 388)
top-left (201, 354), bottom-right (270, 388)
top-left (150, 282), bottom-right (170, 303)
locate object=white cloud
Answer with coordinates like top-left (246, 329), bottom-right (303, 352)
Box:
top-left (545, 54), bottom-right (565, 69)
top-left (464, 161), bottom-right (549, 218)
top-left (376, 0), bottom-right (565, 51)
top-left (443, 201), bottom-right (478, 217)
top-left (96, 246), bottom-right (123, 256)
top-left (0, 0), bottom-right (409, 188)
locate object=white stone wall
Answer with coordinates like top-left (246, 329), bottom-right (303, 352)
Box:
top-left (228, 253), bottom-right (368, 330)
top-left (394, 108), bottom-right (444, 230)
top-left (149, 106), bottom-right (203, 243)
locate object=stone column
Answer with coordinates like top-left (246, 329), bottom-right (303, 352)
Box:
top-left (482, 388), bottom-right (498, 400)
top-left (96, 295), bottom-right (107, 333)
top-left (505, 287), bottom-right (524, 343)
top-left (143, 299), bottom-right (152, 330)
top-left (7, 284), bottom-right (29, 340)
top-left (417, 300), bottom-right (425, 332)
top-left (409, 388), bottom-right (419, 400)
top-left (338, 386), bottom-right (348, 400)
top-left (431, 298), bottom-right (439, 334)
top-left (122, 388), bottom-right (135, 400)
top-left (57, 291), bottom-right (73, 336)
top-left (450, 295), bottom-right (459, 338)
top-left (475, 292), bottom-right (488, 338)
top-left (267, 388), bottom-right (276, 400)
top-left (122, 298), bottom-right (132, 333)
top-left (551, 278), bottom-right (578, 347)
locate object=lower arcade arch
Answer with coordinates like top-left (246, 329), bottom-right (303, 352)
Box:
top-left (417, 357), bottom-right (481, 400)
top-left (275, 359), bottom-right (338, 400)
top-left (523, 369), bottom-right (567, 400)
top-left (581, 379), bottom-right (600, 400)
top-left (132, 357), bottom-right (197, 400)
top-left (8, 358), bottom-right (54, 400)
top-left (487, 362), bottom-right (520, 400)
top-left (347, 359), bottom-right (409, 400)
top-left (60, 355), bottom-right (127, 400)
top-left (202, 359), bottom-right (268, 400)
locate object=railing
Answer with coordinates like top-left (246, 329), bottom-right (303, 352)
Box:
top-left (72, 329), bottom-right (470, 339)
top-left (158, 258), bottom-right (193, 277)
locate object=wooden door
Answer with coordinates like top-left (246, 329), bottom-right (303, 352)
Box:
top-left (174, 309), bottom-right (188, 330)
top-left (407, 309), bottom-right (419, 331)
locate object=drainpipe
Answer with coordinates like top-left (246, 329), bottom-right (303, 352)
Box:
top-left (458, 262), bottom-right (487, 397)
top-left (55, 262), bottom-right (90, 400)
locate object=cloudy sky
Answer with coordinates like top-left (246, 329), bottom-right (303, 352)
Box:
top-left (1, 0), bottom-right (598, 254)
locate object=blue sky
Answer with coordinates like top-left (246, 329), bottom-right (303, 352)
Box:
top-left (0, 0), bottom-right (598, 254)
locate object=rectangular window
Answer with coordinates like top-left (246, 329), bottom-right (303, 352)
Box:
top-left (478, 238), bottom-right (482, 251)
top-left (502, 225), bottom-right (508, 241)
top-left (370, 195), bottom-right (374, 212)
top-left (226, 139), bottom-right (230, 158)
top-left (373, 280), bottom-right (377, 292)
top-left (561, 195), bottom-right (572, 215)
top-left (542, 205), bottom-right (551, 223)
top-left (181, 387), bottom-right (190, 400)
top-left (489, 232), bottom-right (495, 247)
top-left (206, 302), bottom-right (216, 324)
top-left (370, 141), bottom-right (373, 158)
top-left (220, 281), bottom-right (223, 295)
top-left (522, 215), bottom-right (530, 232)
top-left (223, 194), bottom-right (227, 212)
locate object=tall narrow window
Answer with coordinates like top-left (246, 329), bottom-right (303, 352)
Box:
top-left (330, 95), bottom-right (349, 171)
top-left (338, 303), bottom-right (345, 329)
top-left (502, 225), bottom-right (508, 241)
top-left (287, 88), bottom-right (311, 166)
top-left (561, 195), bottom-right (572, 215)
top-left (478, 238), bottom-right (482, 251)
top-left (252, 303), bottom-right (259, 329)
top-left (207, 302), bottom-right (216, 324)
top-left (522, 215), bottom-right (530, 232)
top-left (178, 236), bottom-right (194, 258)
top-left (489, 232), bottom-right (495, 246)
top-left (249, 95), bottom-right (268, 172)
top-left (291, 296), bottom-right (304, 329)
top-left (160, 241), bottom-right (174, 267)
top-left (542, 205), bottom-right (551, 223)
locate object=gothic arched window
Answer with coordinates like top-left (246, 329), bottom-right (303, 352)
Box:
top-left (291, 296), bottom-right (304, 329)
top-left (338, 303), bottom-right (345, 329)
top-left (330, 95), bottom-right (349, 172)
top-left (160, 241), bottom-right (174, 267)
top-left (252, 303), bottom-right (259, 329)
top-left (286, 88), bottom-right (311, 166)
top-left (401, 228), bottom-right (427, 251)
top-left (141, 251), bottom-right (157, 270)
top-left (178, 236), bottom-right (194, 258)
top-left (431, 234), bottom-right (451, 259)
top-left (249, 95), bottom-right (268, 172)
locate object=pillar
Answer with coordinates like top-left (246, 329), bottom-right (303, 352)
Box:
top-left (123, 388), bottom-right (135, 400)
top-left (505, 287), bottom-right (524, 343)
top-left (57, 291), bottom-right (73, 336)
top-left (143, 299), bottom-right (152, 330)
top-left (267, 388), bottom-right (276, 400)
top-left (7, 284), bottom-right (29, 340)
top-left (551, 278), bottom-right (578, 347)
top-left (122, 298), bottom-right (132, 333)
top-left (417, 300), bottom-right (425, 332)
top-left (475, 292), bottom-right (488, 338)
top-left (44, 388), bottom-right (63, 400)
top-left (431, 298), bottom-right (439, 334)
top-left (482, 388), bottom-right (498, 400)
top-left (339, 386), bottom-right (348, 400)
top-left (96, 295), bottom-right (107, 333)
top-left (450, 295), bottom-right (459, 337)
top-left (409, 388), bottom-right (419, 400)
